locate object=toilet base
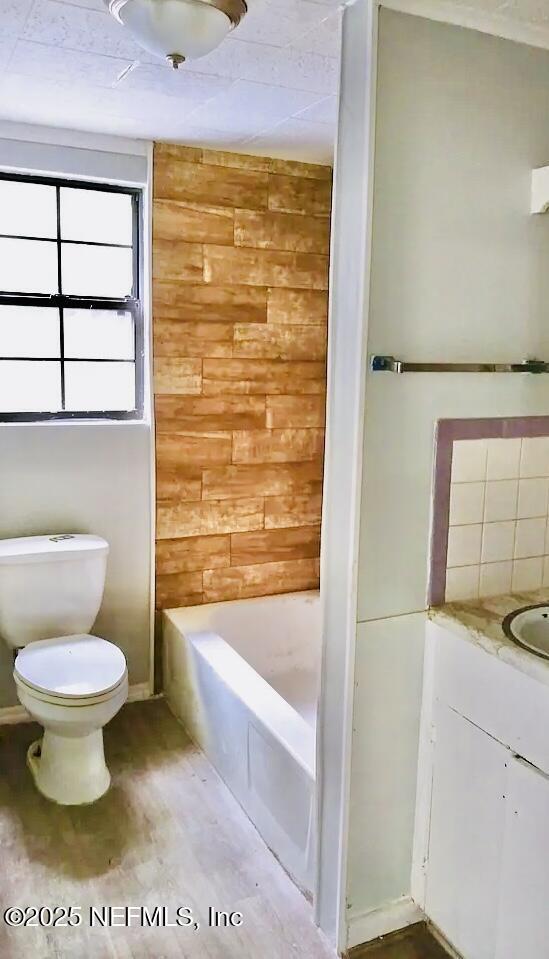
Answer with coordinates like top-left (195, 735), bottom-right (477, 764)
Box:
top-left (27, 730), bottom-right (111, 805)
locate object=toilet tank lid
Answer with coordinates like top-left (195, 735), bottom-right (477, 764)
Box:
top-left (0, 534), bottom-right (109, 566)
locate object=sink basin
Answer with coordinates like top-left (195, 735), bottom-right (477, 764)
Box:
top-left (503, 604), bottom-right (549, 660)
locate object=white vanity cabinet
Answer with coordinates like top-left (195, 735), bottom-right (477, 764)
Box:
top-left (419, 621), bottom-right (549, 959)
top-left (495, 756), bottom-right (549, 959)
top-left (425, 704), bottom-right (508, 959)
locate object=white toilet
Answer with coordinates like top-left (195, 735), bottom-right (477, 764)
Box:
top-left (0, 534), bottom-right (128, 805)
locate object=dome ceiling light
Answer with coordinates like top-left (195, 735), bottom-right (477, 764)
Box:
top-left (104, 0), bottom-right (248, 69)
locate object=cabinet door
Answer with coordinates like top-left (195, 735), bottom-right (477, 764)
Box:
top-left (425, 704), bottom-right (508, 959)
top-left (495, 756), bottom-right (549, 959)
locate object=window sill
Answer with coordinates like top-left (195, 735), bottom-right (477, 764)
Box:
top-left (0, 416), bottom-right (150, 427)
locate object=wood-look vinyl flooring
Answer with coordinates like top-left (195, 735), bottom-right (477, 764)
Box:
top-left (0, 699), bottom-right (335, 959)
top-left (350, 923), bottom-right (451, 959)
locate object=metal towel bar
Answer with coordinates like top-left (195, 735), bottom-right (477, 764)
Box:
top-left (370, 356), bottom-right (549, 374)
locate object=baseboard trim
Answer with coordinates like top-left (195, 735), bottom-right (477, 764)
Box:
top-left (127, 682), bottom-right (155, 703)
top-left (347, 897), bottom-right (424, 950)
top-left (428, 921), bottom-right (464, 959)
top-left (0, 683), bottom-right (157, 726)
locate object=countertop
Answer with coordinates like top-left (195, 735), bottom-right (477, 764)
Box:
top-left (429, 588), bottom-right (549, 687)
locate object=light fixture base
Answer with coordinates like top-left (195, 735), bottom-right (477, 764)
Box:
top-left (167, 53), bottom-right (186, 69)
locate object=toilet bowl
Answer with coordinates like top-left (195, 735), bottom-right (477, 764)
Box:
top-left (14, 634), bottom-right (128, 805)
top-left (0, 533), bottom-right (128, 805)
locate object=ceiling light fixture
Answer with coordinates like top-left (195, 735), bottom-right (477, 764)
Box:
top-left (104, 0), bottom-right (247, 69)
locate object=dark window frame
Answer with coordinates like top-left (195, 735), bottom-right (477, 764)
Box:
top-left (0, 170), bottom-right (144, 423)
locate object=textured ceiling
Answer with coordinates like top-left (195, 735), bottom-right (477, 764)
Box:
top-left (1, 0), bottom-right (549, 163)
top-left (0, 0), bottom-right (341, 163)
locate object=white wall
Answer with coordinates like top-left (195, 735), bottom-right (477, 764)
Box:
top-left (347, 614), bottom-right (425, 915)
top-left (345, 6), bottom-right (549, 944)
top-left (0, 124), bottom-right (153, 708)
top-left (359, 10), bottom-right (549, 624)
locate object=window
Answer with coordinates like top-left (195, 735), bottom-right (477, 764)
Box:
top-left (0, 172), bottom-right (143, 421)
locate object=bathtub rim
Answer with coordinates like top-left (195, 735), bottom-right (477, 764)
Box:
top-left (163, 609), bottom-right (316, 778)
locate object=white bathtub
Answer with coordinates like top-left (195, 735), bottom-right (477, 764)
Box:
top-left (163, 590), bottom-right (320, 895)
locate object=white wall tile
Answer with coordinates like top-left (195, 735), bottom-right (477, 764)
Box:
top-left (517, 478), bottom-right (549, 519)
top-left (446, 565), bottom-right (480, 602)
top-left (479, 561), bottom-right (512, 598)
top-left (486, 438), bottom-right (521, 480)
top-left (449, 482), bottom-right (484, 526)
top-left (483, 480), bottom-right (518, 523)
top-left (447, 524), bottom-right (482, 567)
top-left (512, 557), bottom-right (543, 592)
top-left (520, 437), bottom-right (549, 479)
top-left (451, 440), bottom-right (487, 483)
top-left (514, 517), bottom-right (546, 559)
top-left (445, 438), bottom-right (549, 601)
top-left (481, 521), bottom-right (516, 564)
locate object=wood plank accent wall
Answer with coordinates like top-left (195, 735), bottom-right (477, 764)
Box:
top-left (153, 143), bottom-right (331, 609)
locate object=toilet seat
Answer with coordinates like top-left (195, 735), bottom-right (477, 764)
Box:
top-left (14, 634), bottom-right (127, 703)
top-left (14, 677), bottom-right (127, 708)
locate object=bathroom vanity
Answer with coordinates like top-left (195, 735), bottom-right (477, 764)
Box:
top-left (415, 590), bottom-right (549, 959)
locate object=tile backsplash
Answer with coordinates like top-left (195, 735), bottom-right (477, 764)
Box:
top-left (446, 436), bottom-right (549, 601)
top-left (430, 420), bottom-right (549, 606)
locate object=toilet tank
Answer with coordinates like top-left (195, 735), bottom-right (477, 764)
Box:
top-left (0, 534), bottom-right (109, 648)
